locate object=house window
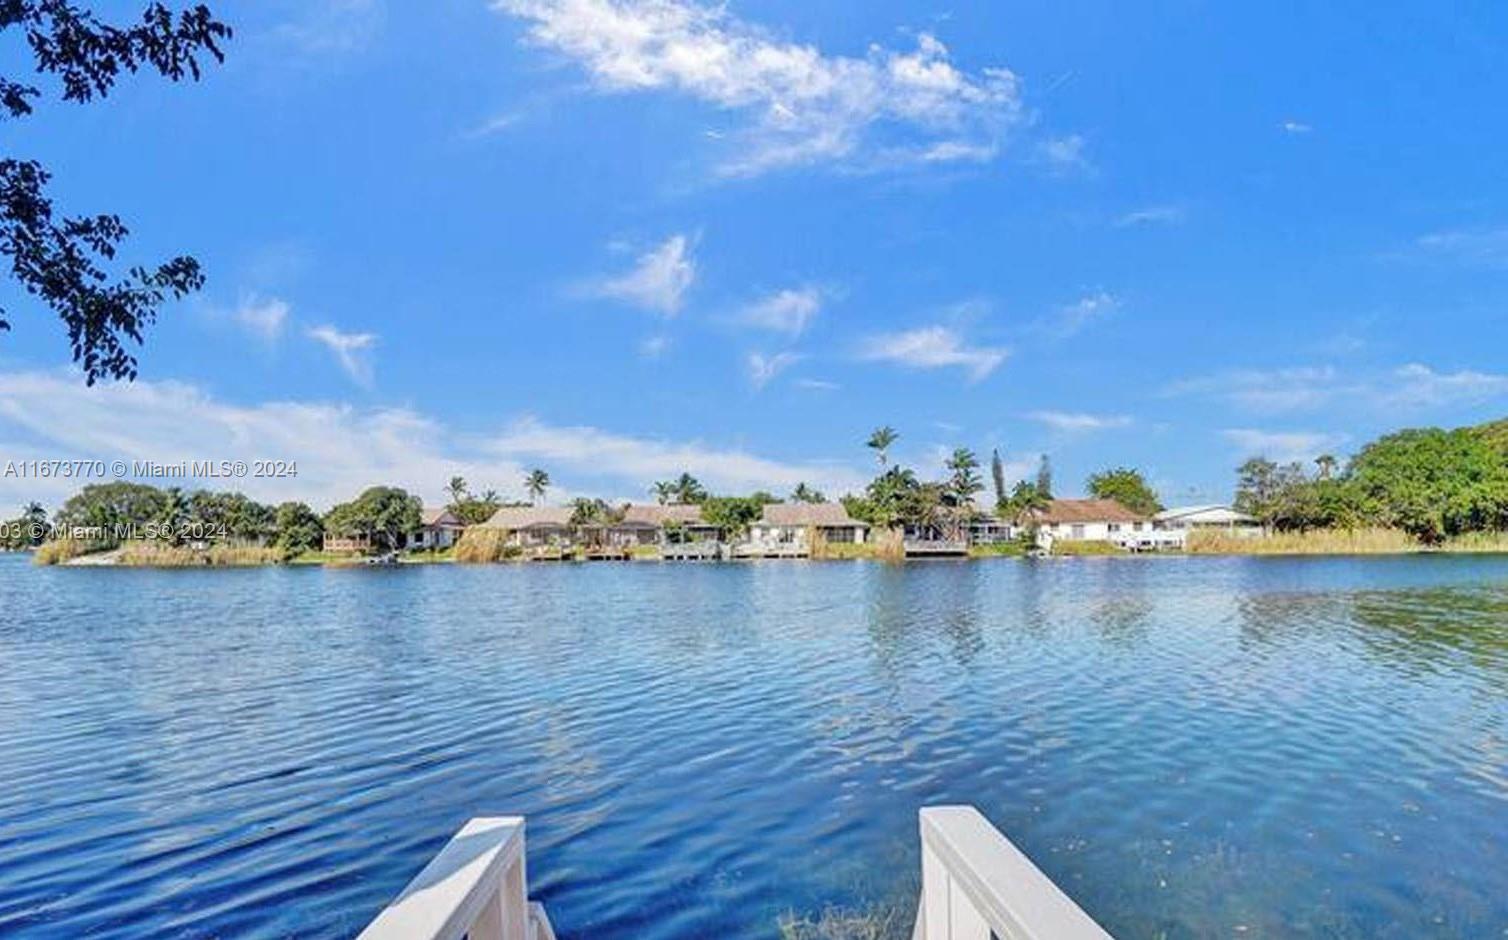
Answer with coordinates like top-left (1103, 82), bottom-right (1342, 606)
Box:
top-left (827, 527), bottom-right (856, 543)
top-left (1133, 522), bottom-right (1144, 531)
top-left (1108, 523), bottom-right (1121, 533)
top-left (1070, 524), bottom-right (1086, 539)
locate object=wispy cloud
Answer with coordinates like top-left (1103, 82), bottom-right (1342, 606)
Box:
top-left (858, 325), bottom-right (1007, 381)
top-left (1114, 205), bottom-right (1185, 228)
top-left (0, 371), bottom-right (870, 508)
top-left (1034, 134), bottom-right (1092, 175)
top-left (1168, 363), bottom-right (1508, 414)
top-left (463, 111), bottom-right (523, 139)
top-left (307, 325), bottom-right (377, 386)
top-left (747, 351), bottom-right (802, 389)
top-left (1222, 428), bottom-right (1343, 463)
top-left (1406, 227), bottom-right (1508, 268)
top-left (1386, 363), bottom-right (1508, 408)
top-left (591, 234), bottom-right (696, 316)
top-left (494, 0), bottom-right (1025, 177)
top-left (1280, 120), bottom-right (1312, 134)
top-left (278, 0), bottom-right (385, 55)
top-left (232, 295), bottom-right (291, 342)
top-left (1165, 366), bottom-right (1347, 413)
top-left (1050, 290), bottom-right (1119, 339)
top-left (483, 416), bottom-right (868, 495)
top-left (639, 334), bottom-right (671, 358)
top-left (794, 377), bottom-right (839, 391)
top-left (1026, 410), bottom-right (1132, 433)
top-left (737, 287), bottom-right (823, 336)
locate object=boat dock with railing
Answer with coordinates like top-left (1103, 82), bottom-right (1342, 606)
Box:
top-left (360, 805), bottom-right (1112, 940)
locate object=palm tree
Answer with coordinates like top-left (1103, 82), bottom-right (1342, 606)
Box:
top-left (524, 469), bottom-right (550, 505)
top-left (791, 482), bottom-right (826, 503)
top-left (672, 472), bottom-right (707, 504)
top-left (445, 475), bottom-right (469, 508)
top-left (1315, 454), bottom-right (1338, 481)
top-left (946, 448), bottom-right (983, 505)
top-left (867, 426), bottom-right (898, 467)
top-left (651, 480), bottom-right (676, 505)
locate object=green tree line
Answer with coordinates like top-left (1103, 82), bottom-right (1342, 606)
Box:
top-left (1234, 419), bottom-right (1508, 543)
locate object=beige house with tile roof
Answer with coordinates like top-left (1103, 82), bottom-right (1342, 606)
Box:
top-left (483, 505), bottom-right (575, 548)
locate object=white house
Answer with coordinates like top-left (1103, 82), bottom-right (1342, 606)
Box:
top-left (1029, 499), bottom-right (1149, 542)
top-left (743, 503), bottom-right (868, 557)
top-left (411, 507), bottom-right (466, 550)
top-left (1154, 504), bottom-right (1261, 534)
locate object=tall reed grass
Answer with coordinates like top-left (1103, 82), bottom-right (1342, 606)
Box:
top-left (1185, 527), bottom-right (1508, 555)
top-left (452, 527), bottom-right (523, 563)
top-left (115, 542), bottom-right (283, 566)
top-left (32, 538), bottom-right (97, 565)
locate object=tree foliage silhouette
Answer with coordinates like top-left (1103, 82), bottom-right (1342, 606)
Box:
top-left (1, 2), bottom-right (230, 383)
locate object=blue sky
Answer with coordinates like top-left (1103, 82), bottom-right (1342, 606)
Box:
top-left (4, 0), bottom-right (1508, 510)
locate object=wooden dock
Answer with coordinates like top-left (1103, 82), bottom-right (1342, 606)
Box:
top-left (660, 541), bottom-right (722, 561)
top-left (904, 538), bottom-right (969, 557)
top-left (360, 806), bottom-right (1113, 940)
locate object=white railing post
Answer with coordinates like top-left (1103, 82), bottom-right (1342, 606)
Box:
top-left (914, 806), bottom-right (1114, 940)
top-left (359, 816), bottom-right (553, 940)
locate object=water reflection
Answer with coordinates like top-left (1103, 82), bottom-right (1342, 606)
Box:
top-left (1, 554), bottom-right (1506, 938)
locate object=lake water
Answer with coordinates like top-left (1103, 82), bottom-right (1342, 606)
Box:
top-left (1, 553), bottom-right (1506, 938)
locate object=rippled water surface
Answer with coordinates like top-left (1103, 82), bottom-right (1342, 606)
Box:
top-left (2, 554), bottom-right (1507, 938)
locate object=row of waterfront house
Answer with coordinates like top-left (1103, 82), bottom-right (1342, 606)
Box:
top-left (347, 499), bottom-right (1261, 559)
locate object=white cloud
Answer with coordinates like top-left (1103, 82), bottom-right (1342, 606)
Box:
top-left (1386, 363), bottom-right (1508, 408)
top-left (1280, 120), bottom-right (1312, 134)
top-left (482, 416), bottom-right (867, 495)
top-left (1222, 429), bottom-right (1344, 464)
top-left (746, 351), bottom-right (801, 389)
top-left (794, 377), bottom-right (839, 391)
top-left (857, 325), bottom-right (1006, 381)
top-left (307, 325), bottom-right (377, 386)
top-left (1046, 290), bottom-right (1119, 338)
top-left (0, 370), bottom-right (482, 509)
top-left (232, 295), bottom-right (291, 342)
top-left (1026, 411), bottom-right (1132, 433)
top-left (0, 371), bottom-right (870, 509)
top-left (593, 235), bottom-right (696, 315)
top-left (1114, 205), bottom-right (1185, 228)
top-left (737, 287), bottom-right (822, 335)
top-left (494, 0), bottom-right (1024, 176)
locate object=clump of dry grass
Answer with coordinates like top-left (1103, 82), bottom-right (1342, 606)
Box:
top-left (1440, 530), bottom-right (1508, 553)
top-left (32, 538), bottom-right (98, 565)
top-left (116, 542), bottom-right (282, 566)
top-left (452, 527), bottom-right (523, 563)
top-left (1188, 527), bottom-right (1418, 555)
top-left (777, 902), bottom-right (910, 940)
top-left (1051, 539), bottom-right (1121, 556)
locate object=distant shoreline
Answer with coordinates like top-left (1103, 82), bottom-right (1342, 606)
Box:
top-left (36, 541), bottom-right (1508, 568)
